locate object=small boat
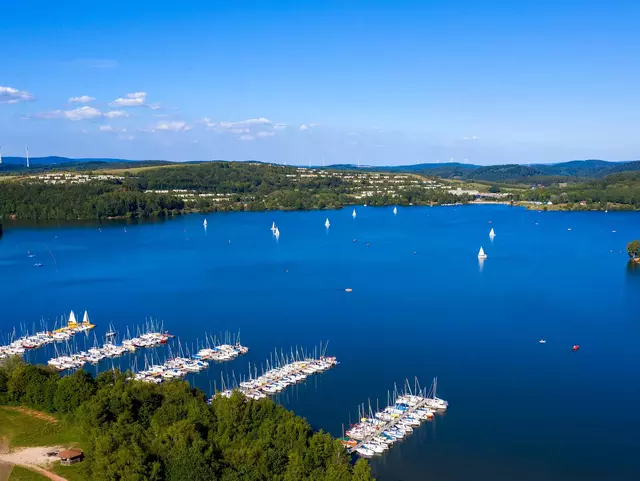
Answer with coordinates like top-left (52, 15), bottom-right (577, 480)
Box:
top-left (325, 218), bottom-right (330, 228)
top-left (33, 263), bottom-right (44, 268)
top-left (572, 345), bottom-right (580, 351)
top-left (274, 227), bottom-right (280, 238)
top-left (345, 288), bottom-right (353, 292)
top-left (393, 206), bottom-right (398, 215)
top-left (271, 222), bottom-right (276, 232)
top-left (27, 252), bottom-right (35, 258)
top-left (489, 228), bottom-right (495, 238)
top-left (478, 247), bottom-right (487, 259)
top-left (539, 339), bottom-right (546, 344)
top-left (568, 228), bottom-right (572, 231)
top-left (203, 219), bottom-right (208, 228)
top-left (352, 209), bottom-right (356, 218)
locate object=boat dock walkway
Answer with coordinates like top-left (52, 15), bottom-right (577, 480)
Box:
top-left (346, 394), bottom-right (436, 455)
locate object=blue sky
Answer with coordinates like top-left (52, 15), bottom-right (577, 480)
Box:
top-left (2, 0), bottom-right (639, 165)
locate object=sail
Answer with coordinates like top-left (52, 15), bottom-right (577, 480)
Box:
top-left (352, 209), bottom-right (356, 218)
top-left (68, 310), bottom-right (77, 326)
top-left (489, 228), bottom-right (495, 237)
top-left (271, 222), bottom-right (276, 231)
top-left (325, 218), bottom-right (330, 228)
top-left (203, 219), bottom-right (208, 227)
top-left (274, 227), bottom-right (280, 237)
top-left (393, 206), bottom-right (397, 214)
top-left (82, 310), bottom-right (90, 325)
top-left (478, 247), bottom-right (486, 258)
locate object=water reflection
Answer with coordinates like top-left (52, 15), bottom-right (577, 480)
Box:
top-left (478, 257), bottom-right (485, 272)
top-left (626, 260), bottom-right (640, 284)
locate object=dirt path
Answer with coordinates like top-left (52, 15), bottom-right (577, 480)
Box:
top-left (1, 407), bottom-right (58, 424)
top-left (0, 447), bottom-right (67, 481)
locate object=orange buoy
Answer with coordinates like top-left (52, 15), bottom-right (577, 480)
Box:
top-left (572, 345), bottom-right (580, 351)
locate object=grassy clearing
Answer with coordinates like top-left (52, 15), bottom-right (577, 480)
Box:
top-left (51, 463), bottom-right (86, 481)
top-left (7, 465), bottom-right (48, 480)
top-left (0, 407), bottom-right (79, 449)
top-left (100, 163), bottom-right (187, 175)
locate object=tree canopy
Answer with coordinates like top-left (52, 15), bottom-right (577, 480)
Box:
top-left (0, 359), bottom-right (374, 481)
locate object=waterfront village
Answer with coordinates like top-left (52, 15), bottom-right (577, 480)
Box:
top-left (29, 167), bottom-right (509, 203)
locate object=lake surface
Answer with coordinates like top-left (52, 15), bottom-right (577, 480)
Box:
top-left (1, 205), bottom-right (639, 481)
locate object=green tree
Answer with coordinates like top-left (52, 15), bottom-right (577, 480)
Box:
top-left (628, 240), bottom-right (640, 260)
top-left (53, 370), bottom-right (97, 414)
top-left (353, 458), bottom-right (375, 481)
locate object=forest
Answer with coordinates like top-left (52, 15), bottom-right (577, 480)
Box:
top-left (0, 358), bottom-right (374, 481)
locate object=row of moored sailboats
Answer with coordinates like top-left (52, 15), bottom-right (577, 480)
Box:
top-left (342, 378), bottom-right (448, 457)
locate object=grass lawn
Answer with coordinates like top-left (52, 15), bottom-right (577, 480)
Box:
top-left (51, 463), bottom-right (87, 481)
top-left (7, 465), bottom-right (48, 480)
top-left (0, 407), bottom-right (79, 449)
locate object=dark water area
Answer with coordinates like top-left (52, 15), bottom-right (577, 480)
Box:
top-left (1, 205), bottom-right (639, 481)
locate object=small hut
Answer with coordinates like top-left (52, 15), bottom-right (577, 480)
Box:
top-left (59, 449), bottom-right (84, 466)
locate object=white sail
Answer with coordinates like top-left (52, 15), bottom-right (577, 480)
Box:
top-left (203, 219), bottom-right (208, 227)
top-left (274, 227), bottom-right (280, 237)
top-left (352, 209), bottom-right (356, 218)
top-left (271, 222), bottom-right (276, 232)
top-left (325, 218), bottom-right (330, 228)
top-left (393, 206), bottom-right (398, 215)
top-left (489, 228), bottom-right (495, 237)
top-left (68, 310), bottom-right (77, 325)
top-left (83, 310), bottom-right (90, 325)
top-left (478, 247), bottom-right (487, 259)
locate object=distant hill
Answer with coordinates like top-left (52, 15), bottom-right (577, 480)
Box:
top-left (1, 156), bottom-right (639, 183)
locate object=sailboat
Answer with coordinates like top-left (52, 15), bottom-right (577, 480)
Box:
top-left (489, 228), bottom-right (495, 238)
top-left (478, 247), bottom-right (487, 259)
top-left (203, 219), bottom-right (208, 228)
top-left (271, 222), bottom-right (276, 232)
top-left (352, 209), bottom-right (356, 218)
top-left (325, 218), bottom-right (330, 228)
top-left (393, 206), bottom-right (398, 215)
top-left (274, 227), bottom-right (280, 238)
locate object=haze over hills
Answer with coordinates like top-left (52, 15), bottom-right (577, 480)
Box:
top-left (1, 156), bottom-right (640, 182)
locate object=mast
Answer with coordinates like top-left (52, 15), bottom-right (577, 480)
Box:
top-left (25, 146), bottom-right (29, 168)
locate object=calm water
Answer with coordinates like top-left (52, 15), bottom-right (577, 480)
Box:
top-left (1, 205), bottom-right (639, 481)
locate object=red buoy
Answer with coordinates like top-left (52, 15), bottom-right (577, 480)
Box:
top-left (572, 345), bottom-right (580, 351)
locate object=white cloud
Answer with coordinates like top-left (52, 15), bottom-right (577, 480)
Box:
top-left (0, 86), bottom-right (34, 104)
top-left (36, 106), bottom-right (102, 121)
top-left (104, 110), bottom-right (129, 119)
top-left (201, 117), bottom-right (216, 128)
top-left (463, 135), bottom-right (479, 140)
top-left (69, 95), bottom-right (95, 103)
top-left (148, 121), bottom-right (191, 132)
top-left (299, 124), bottom-right (309, 131)
top-left (219, 117), bottom-right (272, 130)
top-left (273, 123), bottom-right (287, 130)
top-left (238, 134), bottom-right (254, 141)
top-left (99, 125), bottom-right (114, 132)
top-left (110, 92), bottom-right (148, 107)
top-left (257, 131), bottom-right (275, 138)
top-left (149, 103), bottom-right (161, 110)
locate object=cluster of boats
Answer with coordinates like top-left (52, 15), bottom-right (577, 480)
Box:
top-left (217, 355), bottom-right (338, 401)
top-left (342, 378), bottom-right (448, 457)
top-left (0, 311), bottom-right (95, 359)
top-left (132, 342), bottom-right (249, 383)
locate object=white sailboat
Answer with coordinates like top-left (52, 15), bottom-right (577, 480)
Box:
top-left (274, 227), bottom-right (280, 238)
top-left (203, 219), bottom-right (208, 228)
top-left (352, 209), bottom-right (356, 218)
top-left (82, 310), bottom-right (90, 325)
top-left (68, 310), bottom-right (77, 325)
top-left (325, 218), bottom-right (330, 228)
top-left (478, 247), bottom-right (487, 259)
top-left (489, 228), bottom-right (495, 238)
top-left (271, 222), bottom-right (276, 232)
top-left (393, 206), bottom-right (398, 215)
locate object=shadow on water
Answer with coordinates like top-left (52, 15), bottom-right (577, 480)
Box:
top-left (626, 260), bottom-right (640, 285)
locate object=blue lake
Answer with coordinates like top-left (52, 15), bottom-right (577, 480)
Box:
top-left (1, 205), bottom-right (639, 481)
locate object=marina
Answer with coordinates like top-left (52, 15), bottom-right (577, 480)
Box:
top-left (342, 378), bottom-right (448, 457)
